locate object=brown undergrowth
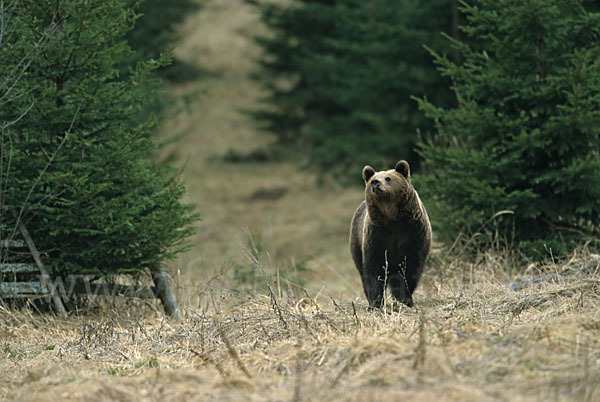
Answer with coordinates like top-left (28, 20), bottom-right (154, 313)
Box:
top-left (1, 249), bottom-right (599, 401)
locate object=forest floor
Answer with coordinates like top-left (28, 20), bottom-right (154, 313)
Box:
top-left (1, 0), bottom-right (600, 400)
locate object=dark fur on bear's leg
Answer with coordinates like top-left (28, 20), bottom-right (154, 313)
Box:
top-left (361, 273), bottom-right (385, 309)
top-left (389, 273), bottom-right (413, 307)
top-left (350, 160), bottom-right (431, 310)
top-left (389, 258), bottom-right (422, 307)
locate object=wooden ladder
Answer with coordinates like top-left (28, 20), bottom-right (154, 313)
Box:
top-left (0, 240), bottom-right (49, 297)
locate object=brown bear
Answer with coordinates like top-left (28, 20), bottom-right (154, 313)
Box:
top-left (349, 160), bottom-right (431, 308)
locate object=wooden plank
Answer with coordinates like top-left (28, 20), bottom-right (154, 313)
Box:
top-left (0, 282), bottom-right (49, 296)
top-left (0, 263), bottom-right (38, 273)
top-left (66, 277), bottom-right (156, 299)
top-left (17, 220), bottom-right (68, 317)
top-left (0, 239), bottom-right (25, 248)
top-left (1, 279), bottom-right (155, 300)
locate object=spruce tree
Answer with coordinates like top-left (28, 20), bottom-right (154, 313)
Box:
top-left (0, 0), bottom-right (197, 277)
top-left (251, 0), bottom-right (458, 179)
top-left (415, 0), bottom-right (600, 256)
top-left (124, 0), bottom-right (201, 82)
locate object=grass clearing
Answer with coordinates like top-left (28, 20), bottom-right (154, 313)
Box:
top-left (1, 251), bottom-right (600, 401)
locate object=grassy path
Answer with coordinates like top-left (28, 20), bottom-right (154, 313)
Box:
top-left (158, 0), bottom-right (363, 298)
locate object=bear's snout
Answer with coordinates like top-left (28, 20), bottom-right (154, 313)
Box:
top-left (370, 178), bottom-right (386, 194)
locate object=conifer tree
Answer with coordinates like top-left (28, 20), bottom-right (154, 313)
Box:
top-left (124, 0), bottom-right (201, 82)
top-left (251, 0), bottom-right (458, 179)
top-left (415, 0), bottom-right (600, 256)
top-left (0, 0), bottom-right (197, 277)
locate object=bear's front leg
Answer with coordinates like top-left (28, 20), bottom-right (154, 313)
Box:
top-left (389, 273), bottom-right (413, 307)
top-left (388, 256), bottom-right (421, 307)
top-left (360, 272), bottom-right (385, 309)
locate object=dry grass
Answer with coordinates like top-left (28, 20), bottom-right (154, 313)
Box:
top-left (1, 251), bottom-right (600, 401)
top-left (2, 1), bottom-right (600, 401)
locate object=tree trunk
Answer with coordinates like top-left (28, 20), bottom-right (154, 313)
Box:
top-left (151, 266), bottom-right (181, 320)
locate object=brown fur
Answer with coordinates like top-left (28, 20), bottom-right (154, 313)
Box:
top-left (349, 160), bottom-right (431, 308)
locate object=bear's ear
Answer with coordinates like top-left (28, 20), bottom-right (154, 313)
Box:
top-left (362, 166), bottom-right (375, 182)
top-left (395, 160), bottom-right (410, 179)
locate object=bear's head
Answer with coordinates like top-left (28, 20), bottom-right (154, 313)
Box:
top-left (362, 160), bottom-right (413, 220)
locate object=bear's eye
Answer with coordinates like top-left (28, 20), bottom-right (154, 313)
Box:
top-left (385, 177), bottom-right (391, 183)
